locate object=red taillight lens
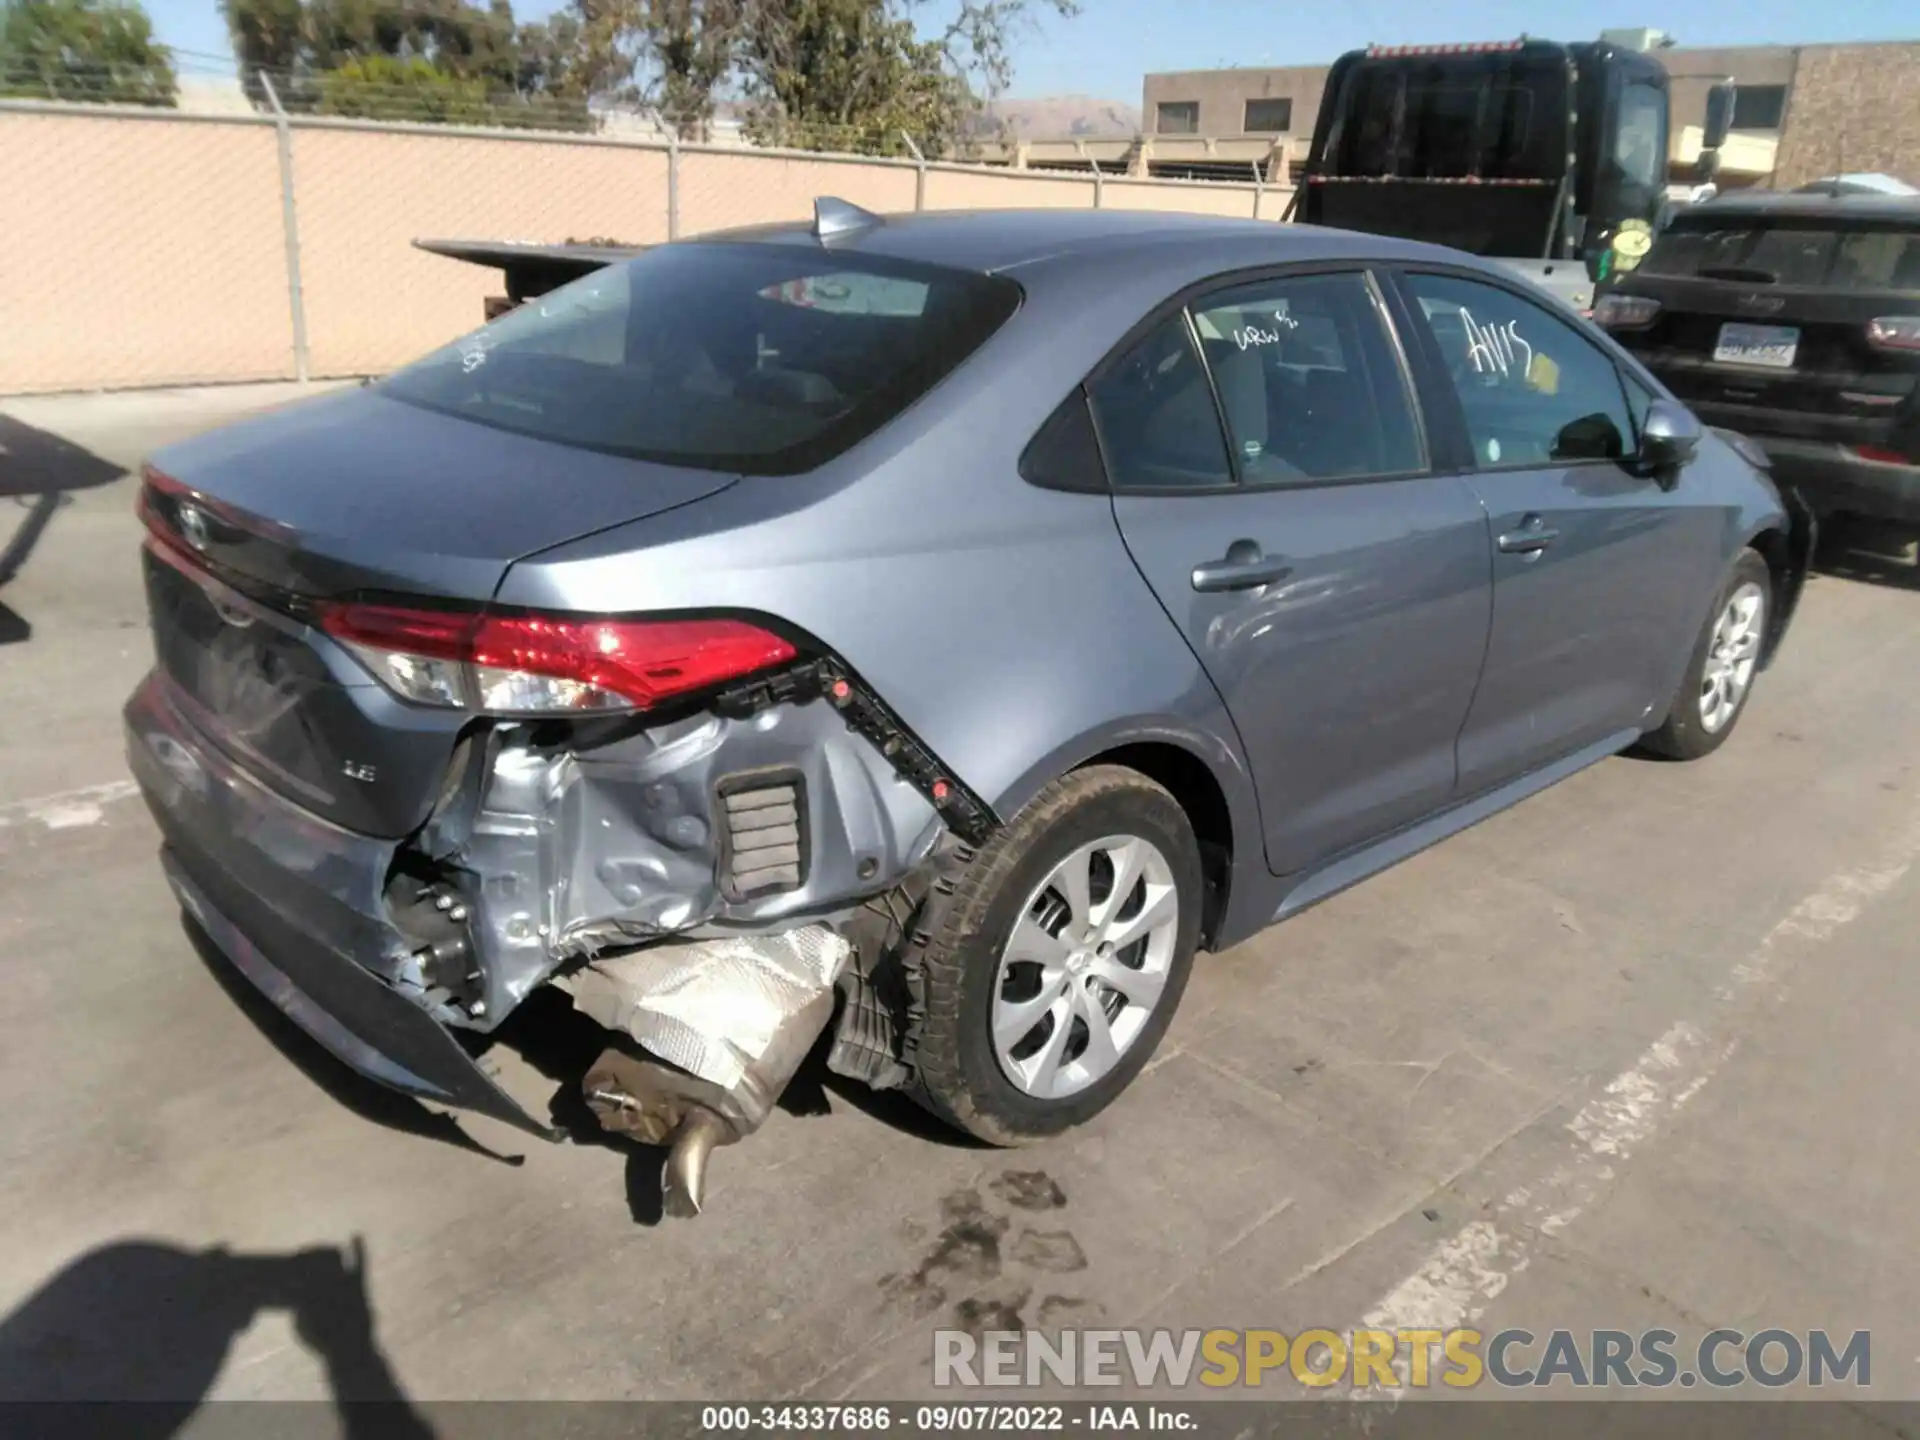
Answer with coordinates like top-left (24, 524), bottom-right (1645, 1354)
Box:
top-left (1852, 444), bottom-right (1914, 466)
top-left (1866, 316), bottom-right (1920, 352)
top-left (314, 601), bottom-right (798, 713)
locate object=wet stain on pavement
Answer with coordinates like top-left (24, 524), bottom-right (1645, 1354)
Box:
top-left (883, 1171), bottom-right (1098, 1335)
top-left (989, 1170), bottom-right (1066, 1211)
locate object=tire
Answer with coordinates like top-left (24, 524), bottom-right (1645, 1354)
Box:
top-left (1639, 548), bottom-right (1772, 761)
top-left (904, 765), bottom-right (1204, 1146)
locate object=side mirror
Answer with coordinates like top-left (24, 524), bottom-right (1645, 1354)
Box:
top-left (1702, 82), bottom-right (1735, 152)
top-left (1639, 399), bottom-right (1702, 479)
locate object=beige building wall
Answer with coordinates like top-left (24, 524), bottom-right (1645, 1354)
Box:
top-left (1659, 43), bottom-right (1800, 138)
top-left (0, 105), bottom-right (1304, 395)
top-left (0, 112), bottom-right (294, 392)
top-left (292, 126), bottom-right (673, 378)
top-left (1100, 175), bottom-right (1265, 217)
top-left (677, 148), bottom-right (917, 234)
top-left (922, 166), bottom-right (1097, 208)
top-left (1772, 42), bottom-right (1920, 188)
top-left (1143, 65), bottom-right (1330, 142)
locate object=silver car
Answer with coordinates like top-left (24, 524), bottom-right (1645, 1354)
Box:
top-left (126, 202), bottom-right (1809, 1214)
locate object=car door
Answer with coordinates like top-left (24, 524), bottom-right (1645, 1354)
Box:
top-left (1390, 267), bottom-right (1720, 795)
top-left (1095, 267), bottom-right (1492, 876)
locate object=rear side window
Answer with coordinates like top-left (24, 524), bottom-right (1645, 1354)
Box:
top-left (1189, 272), bottom-right (1424, 482)
top-left (380, 244), bottom-right (1021, 475)
top-left (1088, 316), bottom-right (1234, 491)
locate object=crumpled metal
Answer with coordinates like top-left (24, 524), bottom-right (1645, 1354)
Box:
top-left (561, 926), bottom-right (852, 1131)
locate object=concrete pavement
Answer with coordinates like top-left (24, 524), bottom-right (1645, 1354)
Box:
top-left (1, 384), bottom-right (1916, 1410)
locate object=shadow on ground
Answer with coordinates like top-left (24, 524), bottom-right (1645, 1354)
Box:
top-left (0, 1235), bottom-right (432, 1438)
top-left (180, 916), bottom-right (527, 1170)
top-left (181, 898), bottom-right (982, 1225)
top-left (0, 415), bottom-right (127, 639)
top-left (1813, 514), bottom-right (1920, 593)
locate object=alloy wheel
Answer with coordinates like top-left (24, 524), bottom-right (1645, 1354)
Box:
top-left (1699, 580), bottom-right (1766, 734)
top-left (990, 834), bottom-right (1180, 1100)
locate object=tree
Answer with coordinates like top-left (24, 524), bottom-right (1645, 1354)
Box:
top-left (562, 0), bottom-right (1075, 147)
top-left (571, 0), bottom-right (739, 139)
top-left (737, 0), bottom-right (967, 155)
top-left (0, 0), bottom-right (177, 105)
top-left (317, 52), bottom-right (488, 122)
top-left (220, 0), bottom-right (592, 125)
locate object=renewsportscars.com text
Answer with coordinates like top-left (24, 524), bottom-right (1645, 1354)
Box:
top-left (933, 1327), bottom-right (1872, 1390)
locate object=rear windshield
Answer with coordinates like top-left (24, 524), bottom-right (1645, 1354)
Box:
top-left (1328, 58), bottom-right (1565, 181)
top-left (1642, 222), bottom-right (1920, 290)
top-left (380, 243), bottom-right (1021, 475)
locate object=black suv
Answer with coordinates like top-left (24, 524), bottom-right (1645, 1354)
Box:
top-left (1594, 191), bottom-right (1920, 527)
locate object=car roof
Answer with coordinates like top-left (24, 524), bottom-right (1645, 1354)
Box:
top-left (699, 204), bottom-right (1460, 277)
top-left (1679, 191), bottom-right (1920, 225)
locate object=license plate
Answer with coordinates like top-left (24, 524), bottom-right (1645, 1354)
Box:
top-left (1714, 322), bottom-right (1799, 369)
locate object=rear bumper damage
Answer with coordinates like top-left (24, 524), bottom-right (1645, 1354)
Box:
top-left (127, 660), bottom-right (982, 1211)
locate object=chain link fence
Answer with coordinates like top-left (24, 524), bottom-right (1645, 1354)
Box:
top-left (0, 80), bottom-right (1292, 394)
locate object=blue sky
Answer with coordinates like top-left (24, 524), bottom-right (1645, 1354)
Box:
top-left (155, 0), bottom-right (1916, 102)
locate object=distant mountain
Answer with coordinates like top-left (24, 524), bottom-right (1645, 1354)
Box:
top-left (985, 95), bottom-right (1140, 139)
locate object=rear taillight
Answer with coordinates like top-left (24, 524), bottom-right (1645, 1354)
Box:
top-left (314, 601), bottom-right (798, 714)
top-left (1866, 316), bottom-right (1920, 353)
top-left (1592, 294), bottom-right (1662, 330)
top-left (1851, 444), bottom-right (1915, 466)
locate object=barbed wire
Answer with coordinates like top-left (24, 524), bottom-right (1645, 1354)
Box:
top-left (4, 58), bottom-right (1184, 170)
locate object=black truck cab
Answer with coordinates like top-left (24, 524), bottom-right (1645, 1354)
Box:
top-left (1296, 39), bottom-right (1723, 309)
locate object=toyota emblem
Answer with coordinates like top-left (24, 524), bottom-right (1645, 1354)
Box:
top-left (177, 503), bottom-right (212, 552)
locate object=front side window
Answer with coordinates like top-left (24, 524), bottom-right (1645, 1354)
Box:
top-left (1088, 316), bottom-right (1233, 492)
top-left (379, 243), bottom-right (1020, 476)
top-left (1613, 81), bottom-right (1667, 195)
top-left (1188, 272), bottom-right (1424, 483)
top-left (1402, 272), bottom-right (1635, 468)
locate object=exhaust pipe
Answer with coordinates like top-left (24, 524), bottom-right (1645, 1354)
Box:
top-left (568, 927), bottom-right (852, 1218)
top-left (585, 1056), bottom-right (744, 1218)
top-left (661, 1108), bottom-right (729, 1217)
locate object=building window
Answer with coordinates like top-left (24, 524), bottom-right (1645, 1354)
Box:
top-left (1243, 97), bottom-right (1293, 133)
top-left (1731, 85), bottom-right (1786, 131)
top-left (1156, 101), bottom-right (1200, 135)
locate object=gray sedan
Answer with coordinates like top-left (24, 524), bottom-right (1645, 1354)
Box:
top-left (126, 202), bottom-right (1809, 1215)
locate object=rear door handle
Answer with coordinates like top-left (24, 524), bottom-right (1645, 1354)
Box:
top-left (1192, 540), bottom-right (1292, 593)
top-left (1496, 516), bottom-right (1561, 555)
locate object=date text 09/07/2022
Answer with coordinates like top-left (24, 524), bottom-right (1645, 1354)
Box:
top-left (700, 1404), bottom-right (1196, 1432)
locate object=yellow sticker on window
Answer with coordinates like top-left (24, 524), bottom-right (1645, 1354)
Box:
top-left (1527, 352), bottom-right (1561, 395)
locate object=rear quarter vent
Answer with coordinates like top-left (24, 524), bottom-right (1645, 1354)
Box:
top-left (717, 770), bottom-right (807, 900)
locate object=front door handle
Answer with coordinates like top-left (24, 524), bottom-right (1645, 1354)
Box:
top-left (1192, 539), bottom-right (1292, 593)
top-left (1496, 515), bottom-right (1561, 556)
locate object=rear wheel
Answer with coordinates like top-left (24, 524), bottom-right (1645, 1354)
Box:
top-left (905, 766), bottom-right (1202, 1145)
top-left (1640, 549), bottom-right (1771, 761)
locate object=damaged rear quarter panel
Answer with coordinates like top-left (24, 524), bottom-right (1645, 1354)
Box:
top-left (433, 698), bottom-right (944, 1022)
top-left (489, 252), bottom-right (1263, 849)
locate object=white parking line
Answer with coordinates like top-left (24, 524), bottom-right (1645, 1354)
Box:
top-left (0, 778), bottom-right (139, 831)
top-left (1357, 807), bottom-right (1920, 1368)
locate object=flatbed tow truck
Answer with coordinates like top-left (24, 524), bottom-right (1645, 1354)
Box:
top-left (1288, 36), bottom-right (1735, 313)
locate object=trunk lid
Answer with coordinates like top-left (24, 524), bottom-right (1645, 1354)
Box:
top-left (140, 387), bottom-right (740, 836)
top-left (145, 386), bottom-right (740, 600)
